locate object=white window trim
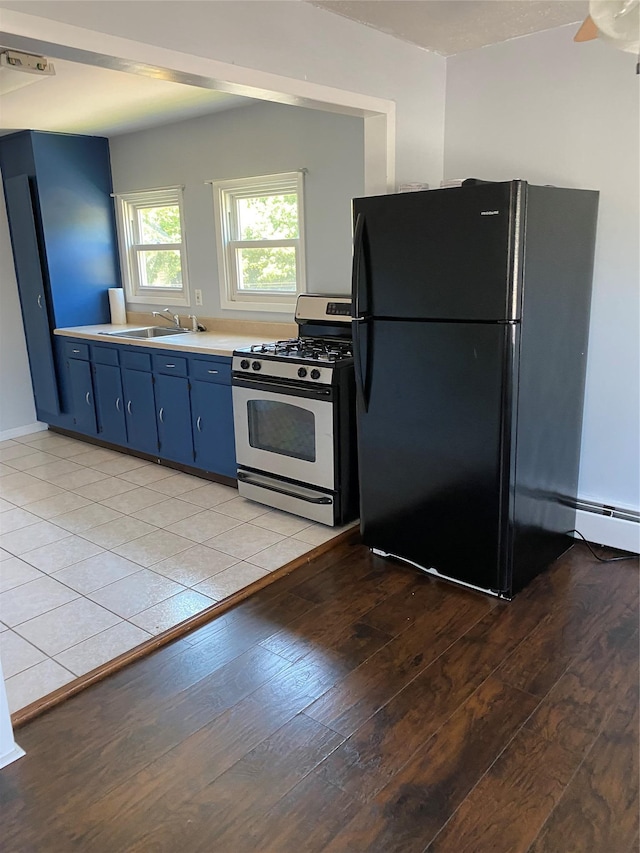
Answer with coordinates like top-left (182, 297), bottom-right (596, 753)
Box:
top-left (211, 171), bottom-right (306, 313)
top-left (114, 185), bottom-right (191, 307)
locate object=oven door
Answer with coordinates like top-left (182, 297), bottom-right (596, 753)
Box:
top-left (232, 381), bottom-right (335, 491)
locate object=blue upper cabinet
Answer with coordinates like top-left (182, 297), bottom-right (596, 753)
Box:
top-left (0, 131), bottom-right (120, 328)
top-left (0, 130), bottom-right (120, 423)
top-left (30, 132), bottom-right (120, 327)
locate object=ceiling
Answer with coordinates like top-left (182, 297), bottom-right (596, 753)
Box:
top-left (0, 1), bottom-right (589, 138)
top-left (309, 0), bottom-right (589, 56)
top-left (0, 54), bottom-right (255, 137)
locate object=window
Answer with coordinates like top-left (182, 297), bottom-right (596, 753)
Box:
top-left (212, 171), bottom-right (306, 312)
top-left (115, 186), bottom-right (190, 306)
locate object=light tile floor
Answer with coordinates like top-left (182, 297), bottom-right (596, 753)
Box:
top-left (0, 430), bottom-right (354, 714)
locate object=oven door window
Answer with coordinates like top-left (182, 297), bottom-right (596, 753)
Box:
top-left (233, 385), bottom-right (335, 490)
top-left (247, 400), bottom-right (316, 462)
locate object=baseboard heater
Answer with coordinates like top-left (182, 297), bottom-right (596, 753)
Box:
top-left (570, 498), bottom-right (639, 524)
top-left (563, 496), bottom-right (639, 554)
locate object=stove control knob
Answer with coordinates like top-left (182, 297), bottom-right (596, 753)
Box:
top-left (252, 361), bottom-right (262, 371)
top-left (310, 369), bottom-right (321, 380)
top-left (297, 367), bottom-right (308, 378)
top-left (240, 359), bottom-right (250, 370)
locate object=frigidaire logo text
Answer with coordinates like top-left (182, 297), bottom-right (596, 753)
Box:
top-left (481, 210), bottom-right (500, 216)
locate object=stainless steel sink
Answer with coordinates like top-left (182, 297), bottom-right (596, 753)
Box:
top-left (100, 327), bottom-right (189, 339)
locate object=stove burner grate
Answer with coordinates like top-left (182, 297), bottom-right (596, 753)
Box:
top-left (248, 337), bottom-right (353, 362)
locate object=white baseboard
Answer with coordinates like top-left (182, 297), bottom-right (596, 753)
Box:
top-left (573, 509), bottom-right (640, 555)
top-left (0, 422), bottom-right (47, 442)
top-left (0, 743), bottom-right (25, 769)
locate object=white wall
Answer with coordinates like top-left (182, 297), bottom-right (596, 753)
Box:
top-left (445, 26), bottom-right (639, 513)
top-left (0, 175), bottom-right (40, 437)
top-left (2, 0), bottom-right (447, 189)
top-left (0, 657), bottom-right (24, 768)
top-left (109, 100), bottom-right (364, 321)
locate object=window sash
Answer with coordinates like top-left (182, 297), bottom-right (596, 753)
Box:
top-left (232, 256), bottom-right (298, 297)
top-left (228, 238), bottom-right (298, 250)
top-left (130, 204), bottom-right (182, 245)
top-left (132, 246), bottom-right (184, 291)
top-left (131, 242), bottom-right (182, 253)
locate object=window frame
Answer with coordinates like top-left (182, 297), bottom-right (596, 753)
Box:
top-left (211, 171), bottom-right (306, 313)
top-left (114, 185), bottom-right (191, 307)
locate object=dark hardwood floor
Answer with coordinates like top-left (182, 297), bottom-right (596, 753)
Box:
top-left (2, 536), bottom-right (638, 852)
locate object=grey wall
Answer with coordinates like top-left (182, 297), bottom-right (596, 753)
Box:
top-left (109, 101), bottom-right (364, 321)
top-left (445, 26), bottom-right (639, 512)
top-left (0, 175), bottom-right (39, 436)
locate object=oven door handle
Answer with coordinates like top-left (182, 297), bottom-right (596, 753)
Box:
top-left (232, 374), bottom-right (332, 398)
top-left (237, 471), bottom-right (333, 505)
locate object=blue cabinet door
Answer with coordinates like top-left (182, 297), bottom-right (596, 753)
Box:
top-left (93, 363), bottom-right (127, 445)
top-left (122, 368), bottom-right (158, 455)
top-left (0, 132), bottom-right (119, 431)
top-left (30, 132), bottom-right (118, 328)
top-left (191, 380), bottom-right (237, 478)
top-left (154, 373), bottom-right (194, 465)
top-left (67, 358), bottom-right (97, 434)
top-left (3, 175), bottom-right (61, 418)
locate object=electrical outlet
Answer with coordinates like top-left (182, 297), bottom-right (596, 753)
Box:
top-left (194, 289), bottom-right (203, 306)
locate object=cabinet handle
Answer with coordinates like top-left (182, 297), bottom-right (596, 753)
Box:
top-left (37, 294), bottom-right (43, 309)
top-left (196, 416), bottom-right (202, 432)
top-left (127, 401), bottom-right (132, 414)
top-left (115, 397), bottom-right (121, 411)
top-left (85, 391), bottom-right (91, 406)
top-left (72, 349), bottom-right (80, 354)
top-left (207, 370), bottom-right (219, 375)
top-left (159, 407), bottom-right (164, 423)
top-left (165, 364), bottom-right (176, 369)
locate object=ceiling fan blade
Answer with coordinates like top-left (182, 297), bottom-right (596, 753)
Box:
top-left (574, 14), bottom-right (599, 42)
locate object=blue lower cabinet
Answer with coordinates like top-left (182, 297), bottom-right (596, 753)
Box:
top-left (154, 373), bottom-right (194, 465)
top-left (54, 341), bottom-right (236, 479)
top-left (121, 368), bottom-right (158, 455)
top-left (93, 362), bottom-right (127, 445)
top-left (67, 358), bottom-right (97, 435)
top-left (191, 380), bottom-right (236, 478)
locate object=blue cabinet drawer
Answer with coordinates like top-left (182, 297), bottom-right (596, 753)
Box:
top-left (190, 358), bottom-right (231, 385)
top-left (121, 349), bottom-right (152, 372)
top-left (92, 345), bottom-right (119, 366)
top-left (152, 353), bottom-right (188, 376)
top-left (63, 340), bottom-right (89, 360)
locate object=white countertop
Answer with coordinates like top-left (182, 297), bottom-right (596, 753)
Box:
top-left (54, 323), bottom-right (295, 357)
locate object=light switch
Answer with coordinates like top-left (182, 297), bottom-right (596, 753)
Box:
top-left (194, 289), bottom-right (203, 306)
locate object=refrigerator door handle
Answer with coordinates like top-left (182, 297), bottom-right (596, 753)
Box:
top-left (353, 318), bottom-right (371, 413)
top-left (352, 212), bottom-right (368, 320)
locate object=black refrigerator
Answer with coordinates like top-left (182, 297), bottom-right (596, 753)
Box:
top-left (351, 179), bottom-right (599, 598)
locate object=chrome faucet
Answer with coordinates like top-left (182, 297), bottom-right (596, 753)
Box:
top-left (188, 314), bottom-right (207, 332)
top-left (152, 308), bottom-right (184, 329)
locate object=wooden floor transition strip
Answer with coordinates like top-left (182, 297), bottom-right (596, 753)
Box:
top-left (11, 527), bottom-right (360, 728)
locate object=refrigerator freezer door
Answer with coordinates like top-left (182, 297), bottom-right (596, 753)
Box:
top-left (353, 182), bottom-right (522, 321)
top-left (356, 319), bottom-right (514, 592)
